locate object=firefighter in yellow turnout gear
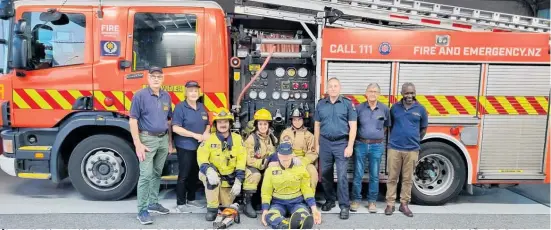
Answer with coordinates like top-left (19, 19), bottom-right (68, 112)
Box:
top-left (261, 142), bottom-right (322, 229)
top-left (242, 108), bottom-right (278, 218)
top-left (197, 108), bottom-right (247, 221)
top-left (278, 108), bottom-right (318, 192)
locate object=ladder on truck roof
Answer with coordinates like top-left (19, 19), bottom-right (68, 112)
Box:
top-left (235, 0), bottom-right (550, 33)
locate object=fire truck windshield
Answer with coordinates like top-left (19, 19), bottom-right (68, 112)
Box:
top-left (0, 19), bottom-right (9, 74)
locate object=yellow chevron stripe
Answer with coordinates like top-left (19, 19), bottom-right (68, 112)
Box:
top-left (112, 91), bottom-right (126, 110)
top-left (25, 89), bottom-right (52, 110)
top-left (68, 90), bottom-right (84, 100)
top-left (13, 90), bottom-right (30, 109)
top-left (456, 96), bottom-right (476, 115)
top-left (479, 96), bottom-right (498, 115)
top-left (515, 96), bottom-right (538, 115)
top-left (124, 92), bottom-right (132, 111)
top-left (93, 91), bottom-right (115, 111)
top-left (435, 95), bottom-right (459, 115)
top-left (203, 94), bottom-right (217, 112)
top-left (494, 96), bottom-right (518, 115)
top-left (535, 96), bottom-right (549, 112)
top-left (215, 93), bottom-right (228, 108)
top-left (379, 95), bottom-right (390, 106)
top-left (46, 89), bottom-right (72, 110)
top-left (416, 96), bottom-right (440, 115)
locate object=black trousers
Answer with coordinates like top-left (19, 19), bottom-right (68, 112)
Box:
top-left (176, 147), bottom-right (199, 205)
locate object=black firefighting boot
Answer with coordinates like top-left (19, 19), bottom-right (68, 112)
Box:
top-left (206, 208), bottom-right (218, 221)
top-left (243, 192), bottom-right (257, 218)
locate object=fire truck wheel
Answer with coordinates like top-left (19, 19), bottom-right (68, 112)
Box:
top-left (68, 134), bottom-right (139, 201)
top-left (411, 141), bottom-right (466, 206)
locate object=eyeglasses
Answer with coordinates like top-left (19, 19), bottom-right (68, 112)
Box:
top-left (149, 74), bottom-right (164, 79)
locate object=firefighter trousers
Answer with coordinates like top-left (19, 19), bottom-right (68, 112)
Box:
top-left (243, 166), bottom-right (262, 192)
top-left (199, 171), bottom-right (236, 209)
top-left (265, 197), bottom-right (311, 229)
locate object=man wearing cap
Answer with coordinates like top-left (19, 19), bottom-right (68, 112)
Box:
top-left (172, 80), bottom-right (211, 212)
top-left (276, 108), bottom-right (318, 192)
top-left (129, 66), bottom-right (174, 225)
top-left (260, 142), bottom-right (322, 229)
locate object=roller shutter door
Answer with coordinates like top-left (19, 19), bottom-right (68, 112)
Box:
top-left (479, 64), bottom-right (550, 180)
top-left (398, 63), bottom-right (481, 116)
top-left (327, 62), bottom-right (392, 95)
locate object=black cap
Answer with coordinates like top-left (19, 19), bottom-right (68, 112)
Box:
top-left (185, 80), bottom-right (201, 88)
top-left (148, 66), bottom-right (163, 74)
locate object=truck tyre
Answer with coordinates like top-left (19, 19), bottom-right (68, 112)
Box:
top-left (411, 141), bottom-right (466, 206)
top-left (68, 134), bottom-right (139, 201)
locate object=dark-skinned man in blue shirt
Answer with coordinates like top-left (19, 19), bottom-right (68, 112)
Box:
top-left (385, 82), bottom-right (428, 217)
top-left (314, 77), bottom-right (357, 220)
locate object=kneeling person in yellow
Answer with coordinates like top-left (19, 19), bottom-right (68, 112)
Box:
top-left (261, 142), bottom-right (322, 229)
top-left (243, 108), bottom-right (278, 218)
top-left (279, 108), bottom-right (318, 192)
top-left (197, 108), bottom-right (246, 221)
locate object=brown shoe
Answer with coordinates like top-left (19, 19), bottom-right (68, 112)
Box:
top-left (367, 202), bottom-right (377, 213)
top-left (399, 203), bottom-right (413, 217)
top-left (350, 201), bottom-right (360, 212)
top-left (384, 205), bottom-right (395, 215)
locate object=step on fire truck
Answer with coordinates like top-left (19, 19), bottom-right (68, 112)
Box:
top-left (0, 0), bottom-right (548, 205)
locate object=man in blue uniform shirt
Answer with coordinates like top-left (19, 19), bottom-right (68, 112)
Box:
top-left (385, 82), bottom-right (428, 218)
top-left (314, 77), bottom-right (357, 220)
top-left (129, 66), bottom-right (174, 224)
top-left (351, 83), bottom-right (390, 213)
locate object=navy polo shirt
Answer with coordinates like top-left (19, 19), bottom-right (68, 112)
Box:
top-left (172, 100), bottom-right (210, 150)
top-left (388, 100), bottom-right (428, 151)
top-left (314, 95), bottom-right (357, 140)
top-left (129, 87), bottom-right (173, 133)
top-left (356, 101), bottom-right (391, 140)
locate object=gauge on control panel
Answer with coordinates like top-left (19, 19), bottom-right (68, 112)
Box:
top-left (287, 68), bottom-right (296, 77)
top-left (298, 68), bottom-right (308, 78)
top-left (275, 67), bottom-right (285, 77)
top-left (294, 92), bottom-right (301, 99)
top-left (301, 93), bottom-right (308, 99)
top-left (249, 90), bottom-right (258, 99)
top-left (260, 71), bottom-right (268, 79)
top-left (272, 91), bottom-right (280, 100)
top-left (281, 92), bottom-right (290, 100)
top-left (259, 90), bottom-right (267, 99)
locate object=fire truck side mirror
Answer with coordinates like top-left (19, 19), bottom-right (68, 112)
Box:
top-left (0, 0), bottom-right (14, 20)
top-left (12, 19), bottom-right (29, 72)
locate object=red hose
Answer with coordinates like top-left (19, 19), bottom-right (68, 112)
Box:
top-left (235, 45), bottom-right (277, 109)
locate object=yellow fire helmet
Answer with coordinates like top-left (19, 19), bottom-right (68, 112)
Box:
top-left (213, 107), bottom-right (234, 121)
top-left (253, 108), bottom-right (273, 121)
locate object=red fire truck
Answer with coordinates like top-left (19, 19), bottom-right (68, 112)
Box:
top-left (0, 0), bottom-right (548, 206)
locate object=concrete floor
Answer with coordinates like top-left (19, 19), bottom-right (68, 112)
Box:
top-left (0, 171), bottom-right (549, 228)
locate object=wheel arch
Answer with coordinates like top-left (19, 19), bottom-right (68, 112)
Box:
top-left (421, 133), bottom-right (472, 185)
top-left (49, 112), bottom-right (132, 183)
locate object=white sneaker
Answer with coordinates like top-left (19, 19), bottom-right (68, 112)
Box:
top-left (187, 200), bottom-right (206, 208)
top-left (175, 205), bottom-right (190, 213)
